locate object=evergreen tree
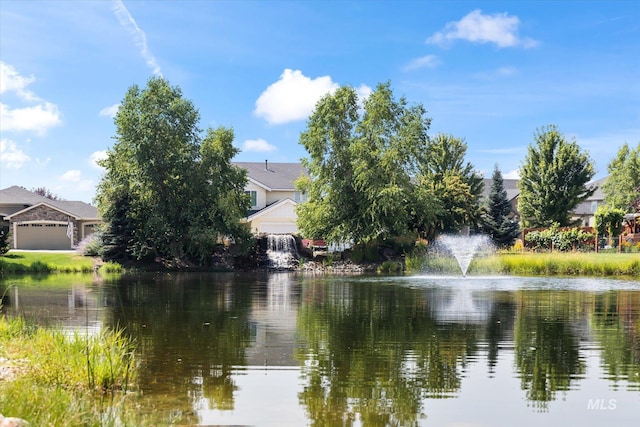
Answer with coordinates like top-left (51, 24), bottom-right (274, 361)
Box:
top-left (481, 165), bottom-right (520, 248)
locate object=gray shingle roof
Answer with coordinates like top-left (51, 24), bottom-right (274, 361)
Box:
top-left (0, 186), bottom-right (99, 219)
top-left (481, 178), bottom-right (520, 202)
top-left (234, 161), bottom-right (307, 190)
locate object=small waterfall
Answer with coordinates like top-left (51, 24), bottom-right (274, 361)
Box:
top-left (266, 234), bottom-right (299, 269)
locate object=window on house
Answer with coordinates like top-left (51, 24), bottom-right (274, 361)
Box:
top-left (294, 191), bottom-right (307, 203)
top-left (591, 201), bottom-right (598, 213)
top-left (246, 190), bottom-right (257, 208)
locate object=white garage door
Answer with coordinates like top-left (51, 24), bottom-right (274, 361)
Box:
top-left (16, 223), bottom-right (72, 250)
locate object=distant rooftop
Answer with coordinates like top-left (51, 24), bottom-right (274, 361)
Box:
top-left (234, 161), bottom-right (307, 191)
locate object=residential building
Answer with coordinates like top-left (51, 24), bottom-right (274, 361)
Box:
top-left (572, 177), bottom-right (607, 227)
top-left (0, 186), bottom-right (101, 250)
top-left (234, 161), bottom-right (307, 234)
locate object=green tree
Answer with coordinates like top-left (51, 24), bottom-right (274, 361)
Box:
top-left (480, 165), bottom-right (520, 248)
top-left (296, 82), bottom-right (436, 245)
top-left (417, 133), bottom-right (484, 236)
top-left (518, 125), bottom-right (596, 227)
top-left (601, 142), bottom-right (640, 212)
top-left (594, 204), bottom-right (625, 247)
top-left (95, 77), bottom-right (250, 265)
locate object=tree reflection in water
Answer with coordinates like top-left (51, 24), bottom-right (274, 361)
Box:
top-left (7, 273), bottom-right (639, 425)
top-left (296, 280), bottom-right (482, 426)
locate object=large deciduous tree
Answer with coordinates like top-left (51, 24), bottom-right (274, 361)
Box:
top-left (481, 165), bottom-right (520, 248)
top-left (296, 82), bottom-right (437, 245)
top-left (417, 133), bottom-right (484, 236)
top-left (95, 77), bottom-right (250, 264)
top-left (518, 125), bottom-right (596, 228)
top-left (601, 142), bottom-right (640, 212)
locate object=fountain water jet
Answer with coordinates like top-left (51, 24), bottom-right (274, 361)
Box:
top-left (435, 234), bottom-right (494, 276)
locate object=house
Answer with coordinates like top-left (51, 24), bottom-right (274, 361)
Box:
top-left (234, 161), bottom-right (307, 234)
top-left (572, 177), bottom-right (607, 227)
top-left (480, 178), bottom-right (521, 220)
top-left (0, 186), bottom-right (101, 250)
top-left (479, 176), bottom-right (609, 227)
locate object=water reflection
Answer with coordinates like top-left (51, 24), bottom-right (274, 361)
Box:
top-left (1, 273), bottom-right (640, 425)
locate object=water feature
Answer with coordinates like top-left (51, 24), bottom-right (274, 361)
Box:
top-left (436, 234), bottom-right (494, 276)
top-left (2, 273), bottom-right (640, 426)
top-left (266, 234), bottom-right (299, 269)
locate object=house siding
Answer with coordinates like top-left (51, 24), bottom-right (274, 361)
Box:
top-left (266, 191), bottom-right (295, 206)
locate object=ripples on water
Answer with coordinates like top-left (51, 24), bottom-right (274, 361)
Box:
top-left (2, 272), bottom-right (639, 426)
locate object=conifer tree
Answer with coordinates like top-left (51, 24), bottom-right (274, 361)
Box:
top-left (481, 165), bottom-right (520, 248)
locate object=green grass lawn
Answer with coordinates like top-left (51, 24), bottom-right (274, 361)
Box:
top-left (0, 251), bottom-right (96, 274)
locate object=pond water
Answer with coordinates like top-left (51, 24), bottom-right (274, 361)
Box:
top-left (2, 272), bottom-right (640, 426)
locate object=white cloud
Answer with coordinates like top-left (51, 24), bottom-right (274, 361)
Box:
top-left (426, 9), bottom-right (539, 49)
top-left (254, 69), bottom-right (339, 125)
top-left (0, 62), bottom-right (37, 101)
top-left (0, 138), bottom-right (30, 169)
top-left (111, 0), bottom-right (162, 76)
top-left (0, 63), bottom-right (62, 135)
top-left (60, 169), bottom-right (82, 182)
top-left (89, 150), bottom-right (108, 169)
top-left (503, 169), bottom-right (521, 179)
top-left (403, 55), bottom-right (442, 71)
top-left (99, 104), bottom-right (120, 118)
top-left (0, 102), bottom-right (61, 135)
top-left (356, 84), bottom-right (373, 103)
top-left (242, 138), bottom-right (277, 153)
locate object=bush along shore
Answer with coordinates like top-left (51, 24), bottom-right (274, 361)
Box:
top-left (1, 241), bottom-right (638, 277)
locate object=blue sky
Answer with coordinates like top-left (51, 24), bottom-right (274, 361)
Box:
top-left (1, 1), bottom-right (638, 203)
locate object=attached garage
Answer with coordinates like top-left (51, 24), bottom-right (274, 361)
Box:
top-left (15, 222), bottom-right (72, 250)
top-left (1, 186), bottom-right (102, 251)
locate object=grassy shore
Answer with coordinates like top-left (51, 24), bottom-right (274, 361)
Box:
top-left (408, 252), bottom-right (640, 277)
top-left (1, 249), bottom-right (638, 277)
top-left (0, 316), bottom-right (151, 426)
top-left (0, 251), bottom-right (121, 274)
top-left (482, 252), bottom-right (639, 276)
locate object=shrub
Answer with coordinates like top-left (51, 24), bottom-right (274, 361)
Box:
top-left (378, 260), bottom-right (402, 273)
top-left (0, 226), bottom-right (10, 255)
top-left (76, 231), bottom-right (103, 257)
top-left (512, 239), bottom-right (524, 252)
top-left (525, 226), bottom-right (595, 252)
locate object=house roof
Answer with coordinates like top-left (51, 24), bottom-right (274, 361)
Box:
top-left (234, 161), bottom-right (306, 191)
top-left (585, 176), bottom-right (607, 201)
top-left (481, 178), bottom-right (520, 202)
top-left (0, 186), bottom-right (99, 219)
